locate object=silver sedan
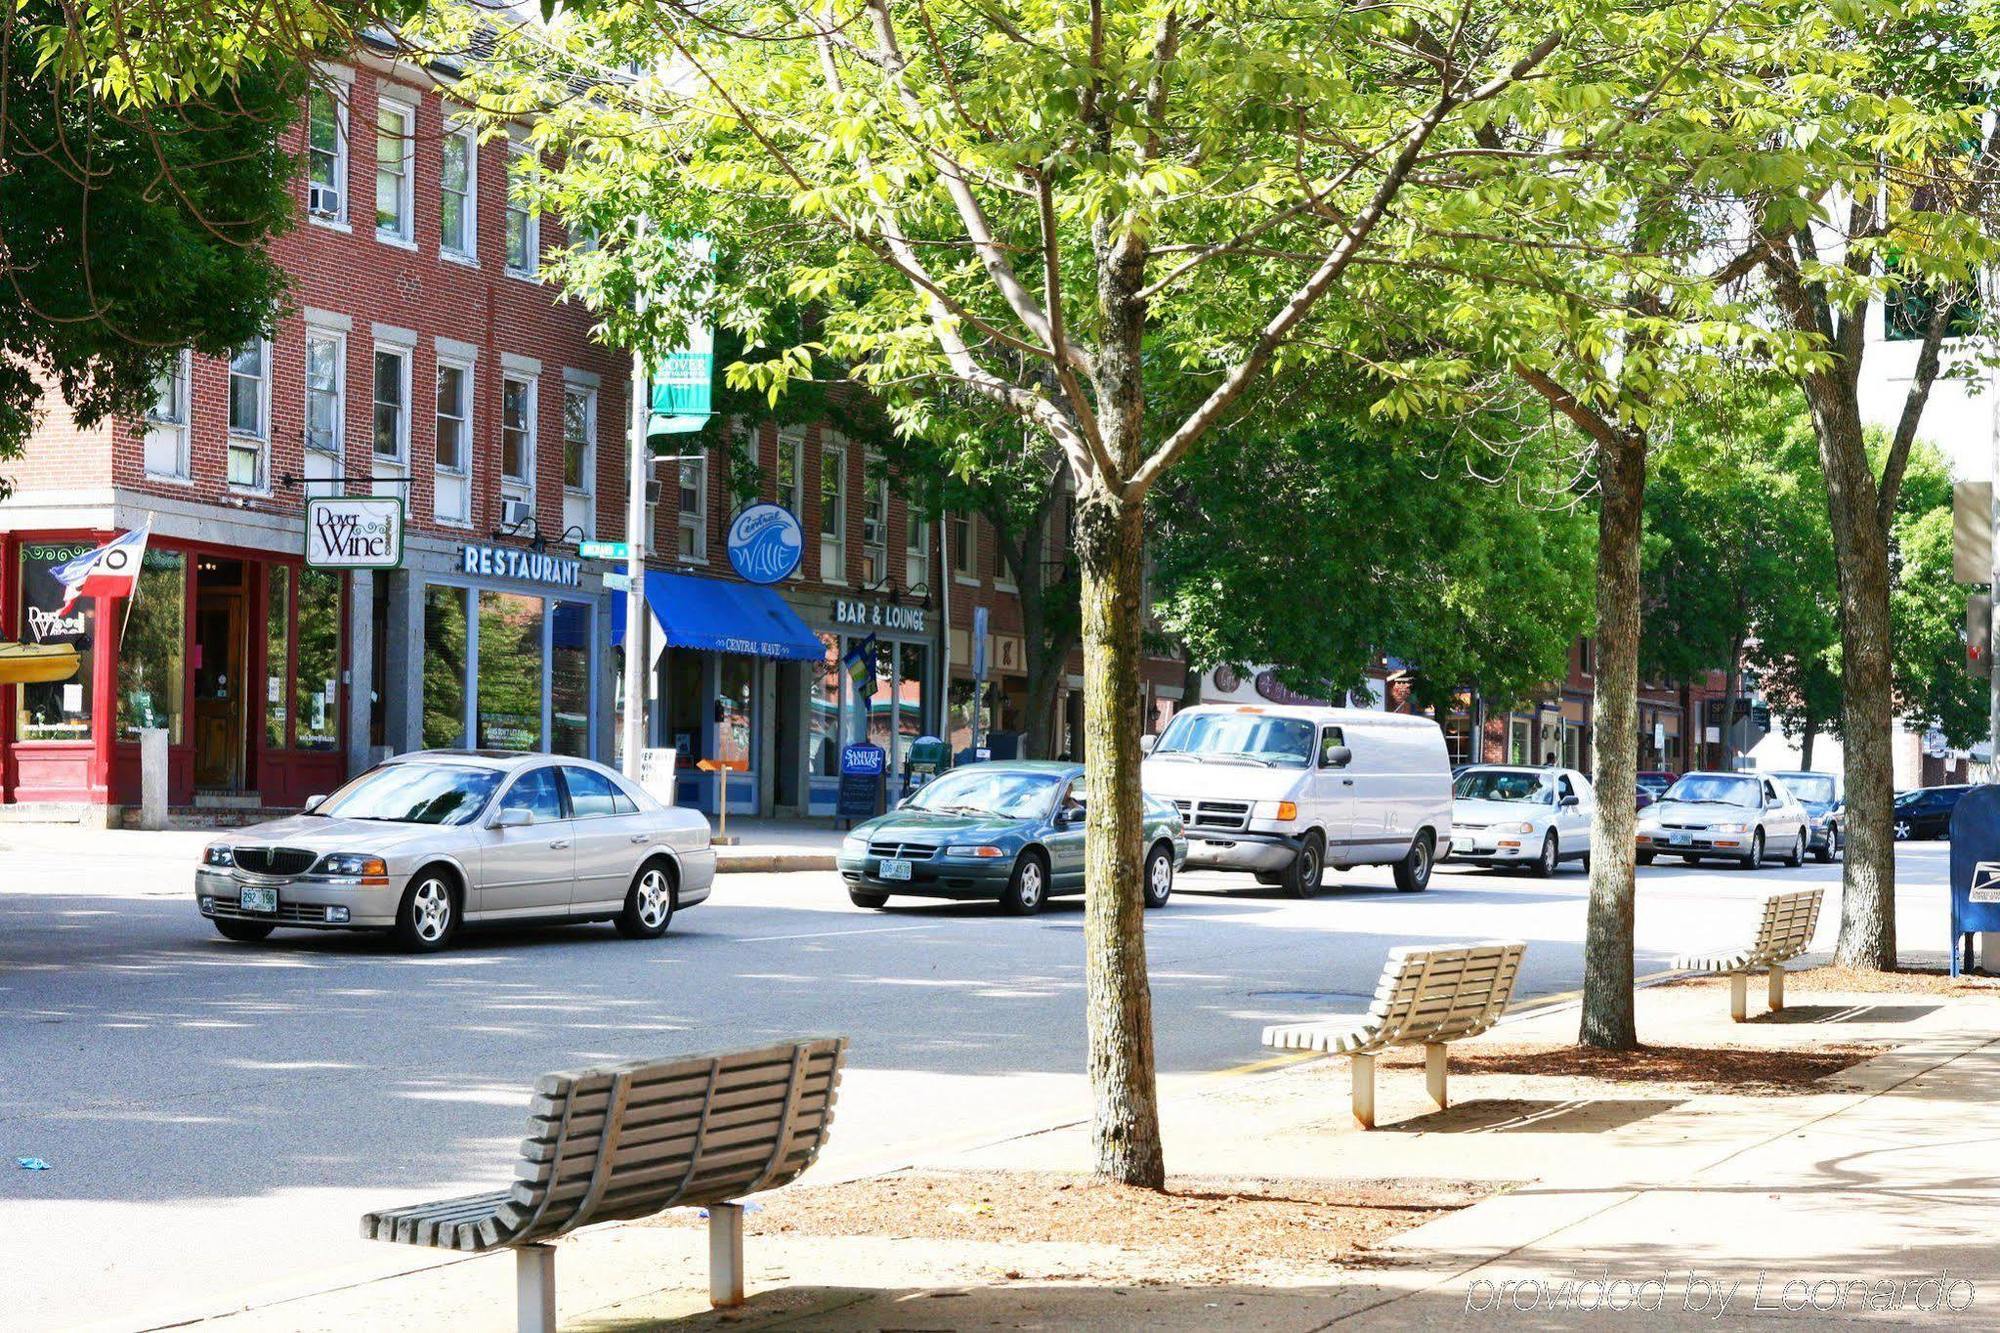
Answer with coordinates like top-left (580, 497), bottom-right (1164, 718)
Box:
top-left (194, 750), bottom-right (715, 950)
top-left (1635, 770), bottom-right (1811, 868)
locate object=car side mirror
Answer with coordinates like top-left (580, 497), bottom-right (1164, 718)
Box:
top-left (1559, 794), bottom-right (1579, 810)
top-left (301, 794), bottom-right (326, 813)
top-left (1322, 745), bottom-right (1352, 769)
top-left (491, 807), bottom-right (533, 830)
top-left (1139, 733), bottom-right (1157, 754)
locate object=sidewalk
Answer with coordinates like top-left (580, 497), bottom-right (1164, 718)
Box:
top-left (186, 977), bottom-right (2000, 1330)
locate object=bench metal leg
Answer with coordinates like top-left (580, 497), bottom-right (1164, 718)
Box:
top-left (709, 1202), bottom-right (746, 1307)
top-left (1424, 1042), bottom-right (1448, 1111)
top-left (1729, 973), bottom-right (1749, 1023)
top-left (516, 1243), bottom-right (556, 1333)
top-left (1351, 1053), bottom-right (1377, 1130)
top-left (1767, 965), bottom-right (1785, 1012)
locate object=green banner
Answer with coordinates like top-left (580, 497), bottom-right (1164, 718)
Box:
top-left (647, 236), bottom-right (715, 443)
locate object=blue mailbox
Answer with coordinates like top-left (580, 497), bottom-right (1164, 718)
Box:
top-left (1946, 784), bottom-right (2000, 975)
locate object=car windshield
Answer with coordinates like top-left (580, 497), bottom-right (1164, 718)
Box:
top-left (905, 767), bottom-right (1063, 820)
top-left (1637, 774), bottom-right (1672, 794)
top-left (1663, 774), bottom-right (1761, 807)
top-left (1780, 774), bottom-right (1836, 803)
top-left (1151, 711), bottom-right (1316, 767)
top-left (1454, 770), bottom-right (1551, 804)
top-left (314, 763), bottom-right (503, 825)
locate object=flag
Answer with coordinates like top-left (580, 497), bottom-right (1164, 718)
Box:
top-left (50, 526), bottom-right (149, 614)
top-left (843, 634), bottom-right (877, 689)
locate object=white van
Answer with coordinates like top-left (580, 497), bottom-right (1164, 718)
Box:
top-left (1141, 703), bottom-right (1453, 896)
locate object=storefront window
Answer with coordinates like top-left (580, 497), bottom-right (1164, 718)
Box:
top-left (424, 585), bottom-right (469, 749)
top-left (295, 567), bottom-right (342, 750)
top-left (895, 642), bottom-right (928, 768)
top-left (264, 567), bottom-right (289, 747)
top-left (948, 678), bottom-right (978, 756)
top-left (718, 655), bottom-right (753, 770)
top-left (551, 600), bottom-right (591, 757)
top-left (16, 541), bottom-right (97, 742)
top-left (477, 590), bottom-right (543, 750)
top-left (667, 651), bottom-right (704, 764)
top-left (865, 641), bottom-right (893, 751)
top-left (812, 633), bottom-right (841, 777)
top-left (117, 549), bottom-right (186, 742)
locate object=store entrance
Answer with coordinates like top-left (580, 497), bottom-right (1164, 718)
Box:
top-left (192, 557), bottom-right (251, 791)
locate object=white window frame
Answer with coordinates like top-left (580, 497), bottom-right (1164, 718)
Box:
top-left (501, 371), bottom-right (537, 494)
top-left (143, 350), bottom-right (192, 481)
top-left (435, 358), bottom-right (472, 476)
top-left (562, 382), bottom-right (596, 497)
top-left (374, 92), bottom-right (416, 245)
top-left (678, 447), bottom-right (708, 561)
top-left (371, 343), bottom-right (411, 466)
top-left (949, 509), bottom-right (976, 583)
top-left (775, 427), bottom-right (805, 517)
top-left (862, 453), bottom-right (889, 584)
top-left (505, 141), bottom-right (540, 279)
top-left (439, 117), bottom-right (478, 263)
top-left (905, 506), bottom-right (931, 590)
top-left (992, 512), bottom-right (1018, 591)
top-left (820, 438), bottom-right (848, 580)
top-left (305, 74), bottom-right (350, 226)
top-left (303, 327), bottom-right (345, 459)
top-left (227, 338), bottom-right (271, 491)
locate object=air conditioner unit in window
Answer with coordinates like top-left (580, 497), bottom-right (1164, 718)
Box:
top-left (308, 183), bottom-right (341, 217)
top-left (501, 497), bottom-right (535, 529)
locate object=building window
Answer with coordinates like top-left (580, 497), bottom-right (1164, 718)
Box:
top-left (502, 375), bottom-right (535, 488)
top-left (305, 332), bottom-right (343, 457)
top-left (820, 440), bottom-right (847, 579)
top-left (552, 601), bottom-right (591, 757)
top-left (295, 567), bottom-right (342, 751)
top-left (265, 566), bottom-right (290, 747)
top-left (776, 429), bottom-right (804, 516)
top-left (562, 387), bottom-right (594, 493)
top-left (227, 339), bottom-right (269, 488)
top-left (423, 584), bottom-right (469, 748)
top-left (505, 144), bottom-right (538, 276)
top-left (16, 542), bottom-right (97, 741)
top-left (436, 363), bottom-right (470, 475)
top-left (306, 85), bottom-right (346, 220)
top-left (905, 508), bottom-right (931, 589)
top-left (678, 450), bottom-right (708, 559)
top-left (949, 510), bottom-right (974, 579)
top-left (477, 590), bottom-right (544, 750)
top-left (862, 457), bottom-right (889, 584)
top-left (440, 121), bottom-right (476, 259)
top-left (117, 549), bottom-right (186, 743)
top-left (375, 99), bottom-right (412, 240)
top-left (143, 351), bottom-right (191, 479)
top-left (372, 347), bottom-right (409, 463)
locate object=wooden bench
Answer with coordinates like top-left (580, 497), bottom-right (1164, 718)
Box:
top-left (1261, 941), bottom-right (1527, 1128)
top-left (1674, 889), bottom-right (1823, 1020)
top-left (362, 1037), bottom-right (847, 1331)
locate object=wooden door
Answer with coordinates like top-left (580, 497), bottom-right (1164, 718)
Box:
top-left (192, 590), bottom-right (246, 789)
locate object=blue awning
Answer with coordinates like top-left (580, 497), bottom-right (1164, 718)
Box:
top-left (610, 570), bottom-right (824, 661)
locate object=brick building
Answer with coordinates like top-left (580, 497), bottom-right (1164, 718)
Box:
top-left (0, 48), bottom-right (1186, 820)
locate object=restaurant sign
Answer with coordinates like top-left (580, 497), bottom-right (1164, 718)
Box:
top-left (459, 543), bottom-right (582, 588)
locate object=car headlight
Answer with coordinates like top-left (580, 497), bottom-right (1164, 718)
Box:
top-left (1252, 800), bottom-right (1299, 822)
top-left (1636, 821), bottom-right (1658, 836)
top-left (1510, 821), bottom-right (1537, 834)
top-left (1713, 822), bottom-right (1749, 835)
top-left (203, 845), bottom-right (234, 868)
top-left (841, 834), bottom-right (868, 856)
top-left (945, 845), bottom-right (1006, 858)
top-left (316, 853), bottom-right (389, 881)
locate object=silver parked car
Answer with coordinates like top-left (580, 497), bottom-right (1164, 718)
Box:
top-left (195, 750), bottom-right (715, 950)
top-left (1635, 770), bottom-right (1810, 869)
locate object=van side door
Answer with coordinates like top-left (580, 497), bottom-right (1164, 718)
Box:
top-left (1314, 725), bottom-right (1363, 865)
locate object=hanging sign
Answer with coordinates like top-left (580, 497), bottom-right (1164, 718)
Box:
top-left (727, 503), bottom-right (804, 584)
top-left (647, 236), bottom-right (715, 440)
top-left (306, 497), bottom-right (404, 570)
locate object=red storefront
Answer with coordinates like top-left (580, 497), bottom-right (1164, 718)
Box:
top-left (2, 530), bottom-right (351, 812)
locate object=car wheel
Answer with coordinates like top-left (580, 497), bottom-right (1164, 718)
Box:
top-left (1894, 819), bottom-right (1912, 841)
top-left (1742, 829), bottom-right (1765, 869)
top-left (1531, 830), bottom-right (1558, 879)
top-left (848, 888), bottom-right (890, 909)
top-left (1786, 829), bottom-right (1806, 868)
top-left (1282, 832), bottom-right (1325, 900)
top-left (1001, 851), bottom-right (1049, 916)
top-left (1144, 842), bottom-right (1175, 909)
top-left (1680, 855), bottom-right (1703, 865)
top-left (1814, 823), bottom-right (1836, 864)
top-left (615, 860), bottom-right (676, 939)
top-left (1637, 850), bottom-right (1656, 866)
top-left (1393, 832), bottom-right (1434, 892)
top-left (212, 918), bottom-right (275, 943)
top-left (394, 871), bottom-right (460, 952)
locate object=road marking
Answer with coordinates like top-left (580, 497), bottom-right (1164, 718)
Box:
top-left (731, 922), bottom-right (950, 944)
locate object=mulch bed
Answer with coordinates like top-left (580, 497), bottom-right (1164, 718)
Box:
top-left (1377, 1040), bottom-right (1883, 1093)
top-left (1684, 964), bottom-right (2000, 997)
top-left (653, 1171), bottom-right (1494, 1280)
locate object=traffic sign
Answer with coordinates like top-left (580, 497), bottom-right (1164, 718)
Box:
top-left (579, 540), bottom-right (630, 561)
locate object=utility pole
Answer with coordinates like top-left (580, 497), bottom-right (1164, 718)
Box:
top-left (623, 345), bottom-right (650, 781)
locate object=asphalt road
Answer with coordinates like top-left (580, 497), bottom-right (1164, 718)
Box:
top-left (0, 841), bottom-right (1952, 1330)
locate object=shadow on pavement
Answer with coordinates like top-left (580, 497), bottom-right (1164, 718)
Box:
top-left (1376, 1097), bottom-right (1686, 1136)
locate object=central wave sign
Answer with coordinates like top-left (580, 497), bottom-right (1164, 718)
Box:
top-left (727, 502), bottom-right (804, 584)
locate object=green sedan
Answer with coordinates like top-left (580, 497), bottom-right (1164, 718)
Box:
top-left (837, 761), bottom-right (1189, 914)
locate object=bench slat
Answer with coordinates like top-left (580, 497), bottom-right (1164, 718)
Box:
top-left (514, 1106), bottom-right (833, 1187)
top-left (1264, 942), bottom-right (1526, 1057)
top-left (521, 1069), bottom-right (838, 1153)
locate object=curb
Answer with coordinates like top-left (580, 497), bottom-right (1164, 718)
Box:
top-left (715, 852), bottom-right (837, 874)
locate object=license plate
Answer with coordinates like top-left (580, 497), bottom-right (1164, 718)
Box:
top-left (879, 858), bottom-right (912, 881)
top-left (1670, 832), bottom-right (1690, 846)
top-left (239, 884), bottom-right (279, 913)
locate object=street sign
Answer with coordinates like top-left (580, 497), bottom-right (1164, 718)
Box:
top-left (972, 605), bottom-right (989, 680)
top-left (1954, 481), bottom-right (1991, 583)
top-left (579, 540), bottom-right (630, 560)
top-left (1971, 593), bottom-right (1992, 679)
top-left (604, 571), bottom-right (630, 591)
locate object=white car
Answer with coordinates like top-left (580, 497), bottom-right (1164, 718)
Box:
top-left (1141, 703), bottom-right (1452, 897)
top-left (1636, 771), bottom-right (1810, 868)
top-left (1446, 764), bottom-right (1594, 875)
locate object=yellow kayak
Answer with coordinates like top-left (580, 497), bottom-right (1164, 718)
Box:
top-left (0, 641), bottom-right (80, 685)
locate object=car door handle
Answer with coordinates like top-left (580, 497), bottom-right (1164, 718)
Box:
top-left (549, 839), bottom-right (571, 850)
top-left (1342, 778), bottom-right (1354, 786)
top-left (630, 833), bottom-right (652, 844)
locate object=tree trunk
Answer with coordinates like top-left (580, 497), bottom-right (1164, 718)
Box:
top-left (1811, 397), bottom-right (1898, 969)
top-left (1581, 432), bottom-right (1646, 1050)
top-left (1722, 637), bottom-right (1744, 769)
top-left (1015, 569), bottom-right (1058, 759)
top-left (1075, 491), bottom-right (1164, 1187)
top-left (1800, 718), bottom-right (1817, 771)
